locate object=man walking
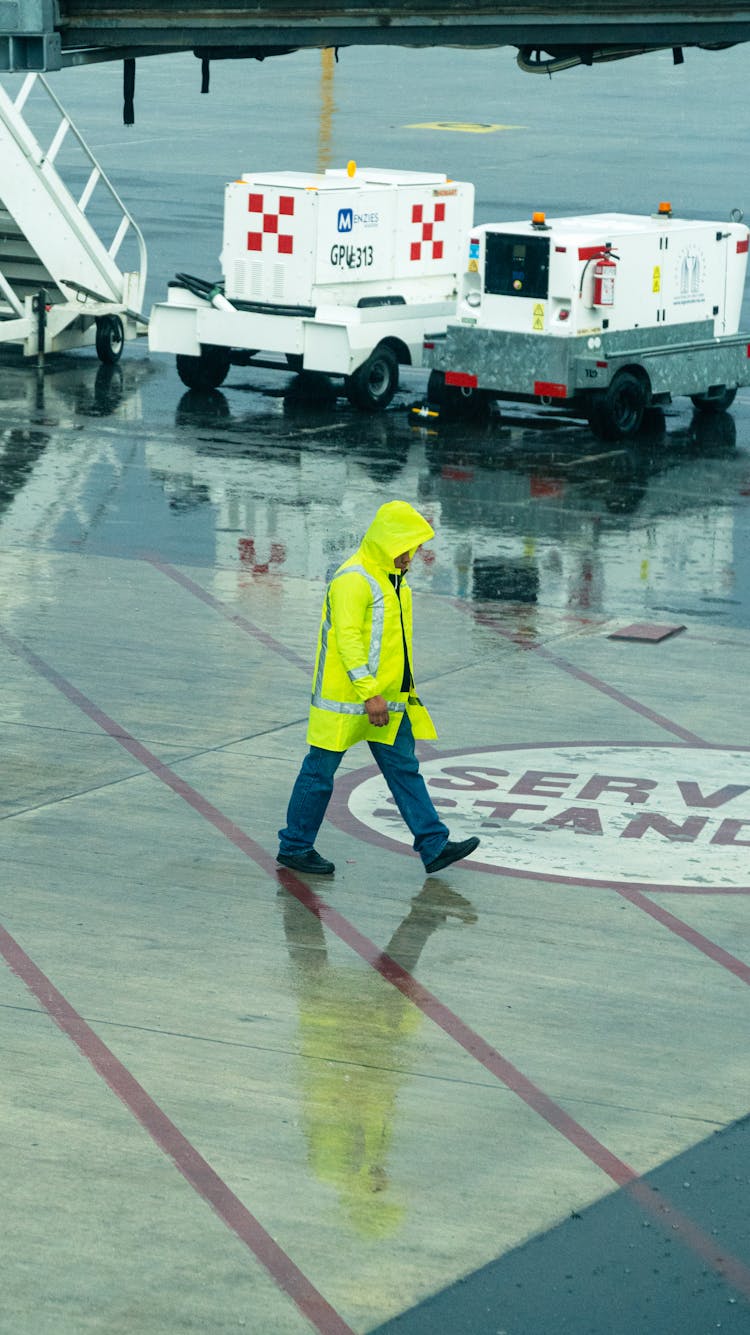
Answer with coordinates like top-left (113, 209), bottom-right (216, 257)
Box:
top-left (277, 500), bottom-right (480, 876)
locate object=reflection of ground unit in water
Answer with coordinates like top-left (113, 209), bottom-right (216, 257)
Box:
top-left (147, 392), bottom-right (742, 605)
top-left (423, 415), bottom-right (742, 606)
top-left (419, 512), bottom-right (735, 613)
top-left (346, 746), bottom-right (750, 890)
top-left (144, 423), bottom-right (424, 574)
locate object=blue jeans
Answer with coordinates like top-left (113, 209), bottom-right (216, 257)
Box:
top-left (278, 714), bottom-right (449, 868)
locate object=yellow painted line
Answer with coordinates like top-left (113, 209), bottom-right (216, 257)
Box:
top-left (405, 121), bottom-right (525, 134)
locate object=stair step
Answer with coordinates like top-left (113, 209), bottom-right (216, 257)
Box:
top-left (0, 208), bottom-right (23, 235)
top-left (0, 238), bottom-right (38, 260)
top-left (0, 261), bottom-right (57, 286)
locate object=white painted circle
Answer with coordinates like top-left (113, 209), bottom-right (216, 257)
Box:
top-left (346, 745), bottom-right (750, 889)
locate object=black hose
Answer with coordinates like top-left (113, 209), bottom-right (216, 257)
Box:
top-left (174, 272), bottom-right (224, 299)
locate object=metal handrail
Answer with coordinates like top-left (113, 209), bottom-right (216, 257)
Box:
top-left (13, 73), bottom-right (147, 312)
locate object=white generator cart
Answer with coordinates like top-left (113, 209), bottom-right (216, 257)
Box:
top-left (148, 165), bottom-right (474, 410)
top-left (424, 205), bottom-right (750, 438)
top-left (0, 75), bottom-right (147, 363)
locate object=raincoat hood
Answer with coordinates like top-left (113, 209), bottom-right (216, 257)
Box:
top-left (360, 501), bottom-right (434, 571)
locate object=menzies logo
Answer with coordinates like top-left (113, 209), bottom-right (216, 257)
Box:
top-left (337, 207), bottom-right (379, 232)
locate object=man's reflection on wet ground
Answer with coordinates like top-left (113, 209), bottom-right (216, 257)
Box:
top-left (278, 879), bottom-right (477, 1238)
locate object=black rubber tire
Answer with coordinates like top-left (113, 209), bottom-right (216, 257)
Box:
top-left (95, 314), bottom-right (124, 365)
top-left (345, 345), bottom-right (399, 412)
top-left (690, 386), bottom-right (737, 414)
top-left (176, 344), bottom-right (231, 392)
top-left (426, 370), bottom-right (449, 404)
top-left (426, 369), bottom-right (490, 418)
top-left (587, 371), bottom-right (647, 441)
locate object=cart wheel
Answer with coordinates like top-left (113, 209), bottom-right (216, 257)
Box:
top-left (690, 386), bottom-right (737, 414)
top-left (426, 369), bottom-right (490, 418)
top-left (426, 370), bottom-right (448, 405)
top-left (176, 344), bottom-right (231, 392)
top-left (346, 345), bottom-right (399, 412)
top-left (587, 371), bottom-right (647, 441)
top-left (95, 315), bottom-right (124, 365)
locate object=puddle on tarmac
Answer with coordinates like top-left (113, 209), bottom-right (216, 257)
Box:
top-left (0, 354), bottom-right (748, 630)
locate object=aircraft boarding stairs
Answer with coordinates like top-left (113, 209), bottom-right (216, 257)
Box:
top-left (0, 74), bottom-right (146, 362)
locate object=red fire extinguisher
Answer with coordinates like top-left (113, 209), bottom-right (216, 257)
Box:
top-left (592, 250), bottom-right (617, 307)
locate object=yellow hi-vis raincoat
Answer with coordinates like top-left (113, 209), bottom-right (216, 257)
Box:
top-left (307, 500), bottom-right (438, 751)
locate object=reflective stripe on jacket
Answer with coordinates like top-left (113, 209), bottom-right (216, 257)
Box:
top-left (306, 501), bottom-right (438, 751)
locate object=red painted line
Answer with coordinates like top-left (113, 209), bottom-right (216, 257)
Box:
top-left (614, 886), bottom-right (750, 985)
top-left (628, 1178), bottom-right (750, 1298)
top-left (147, 558), bottom-right (311, 673)
top-left (144, 565), bottom-right (750, 919)
top-left (147, 561), bottom-right (703, 748)
top-left (3, 627), bottom-right (750, 1304)
top-left (0, 625), bottom-right (286, 862)
top-left (0, 625), bottom-right (633, 1187)
top-left (144, 558), bottom-right (750, 655)
top-left (278, 869), bottom-right (636, 1186)
top-left (536, 645), bottom-right (706, 744)
top-left (458, 602), bottom-right (706, 745)
top-left (0, 920), bottom-right (354, 1335)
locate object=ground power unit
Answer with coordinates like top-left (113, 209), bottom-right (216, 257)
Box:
top-left (148, 164), bottom-right (474, 410)
top-left (422, 205), bottom-right (750, 438)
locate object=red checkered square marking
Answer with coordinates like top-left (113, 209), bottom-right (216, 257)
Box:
top-left (245, 191), bottom-right (295, 255)
top-left (409, 201), bottom-right (448, 262)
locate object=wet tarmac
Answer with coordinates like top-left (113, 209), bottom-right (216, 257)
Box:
top-left (1, 42), bottom-right (750, 1335)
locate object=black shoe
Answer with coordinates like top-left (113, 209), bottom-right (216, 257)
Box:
top-left (277, 849), bottom-right (335, 876)
top-left (424, 836), bottom-right (480, 875)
